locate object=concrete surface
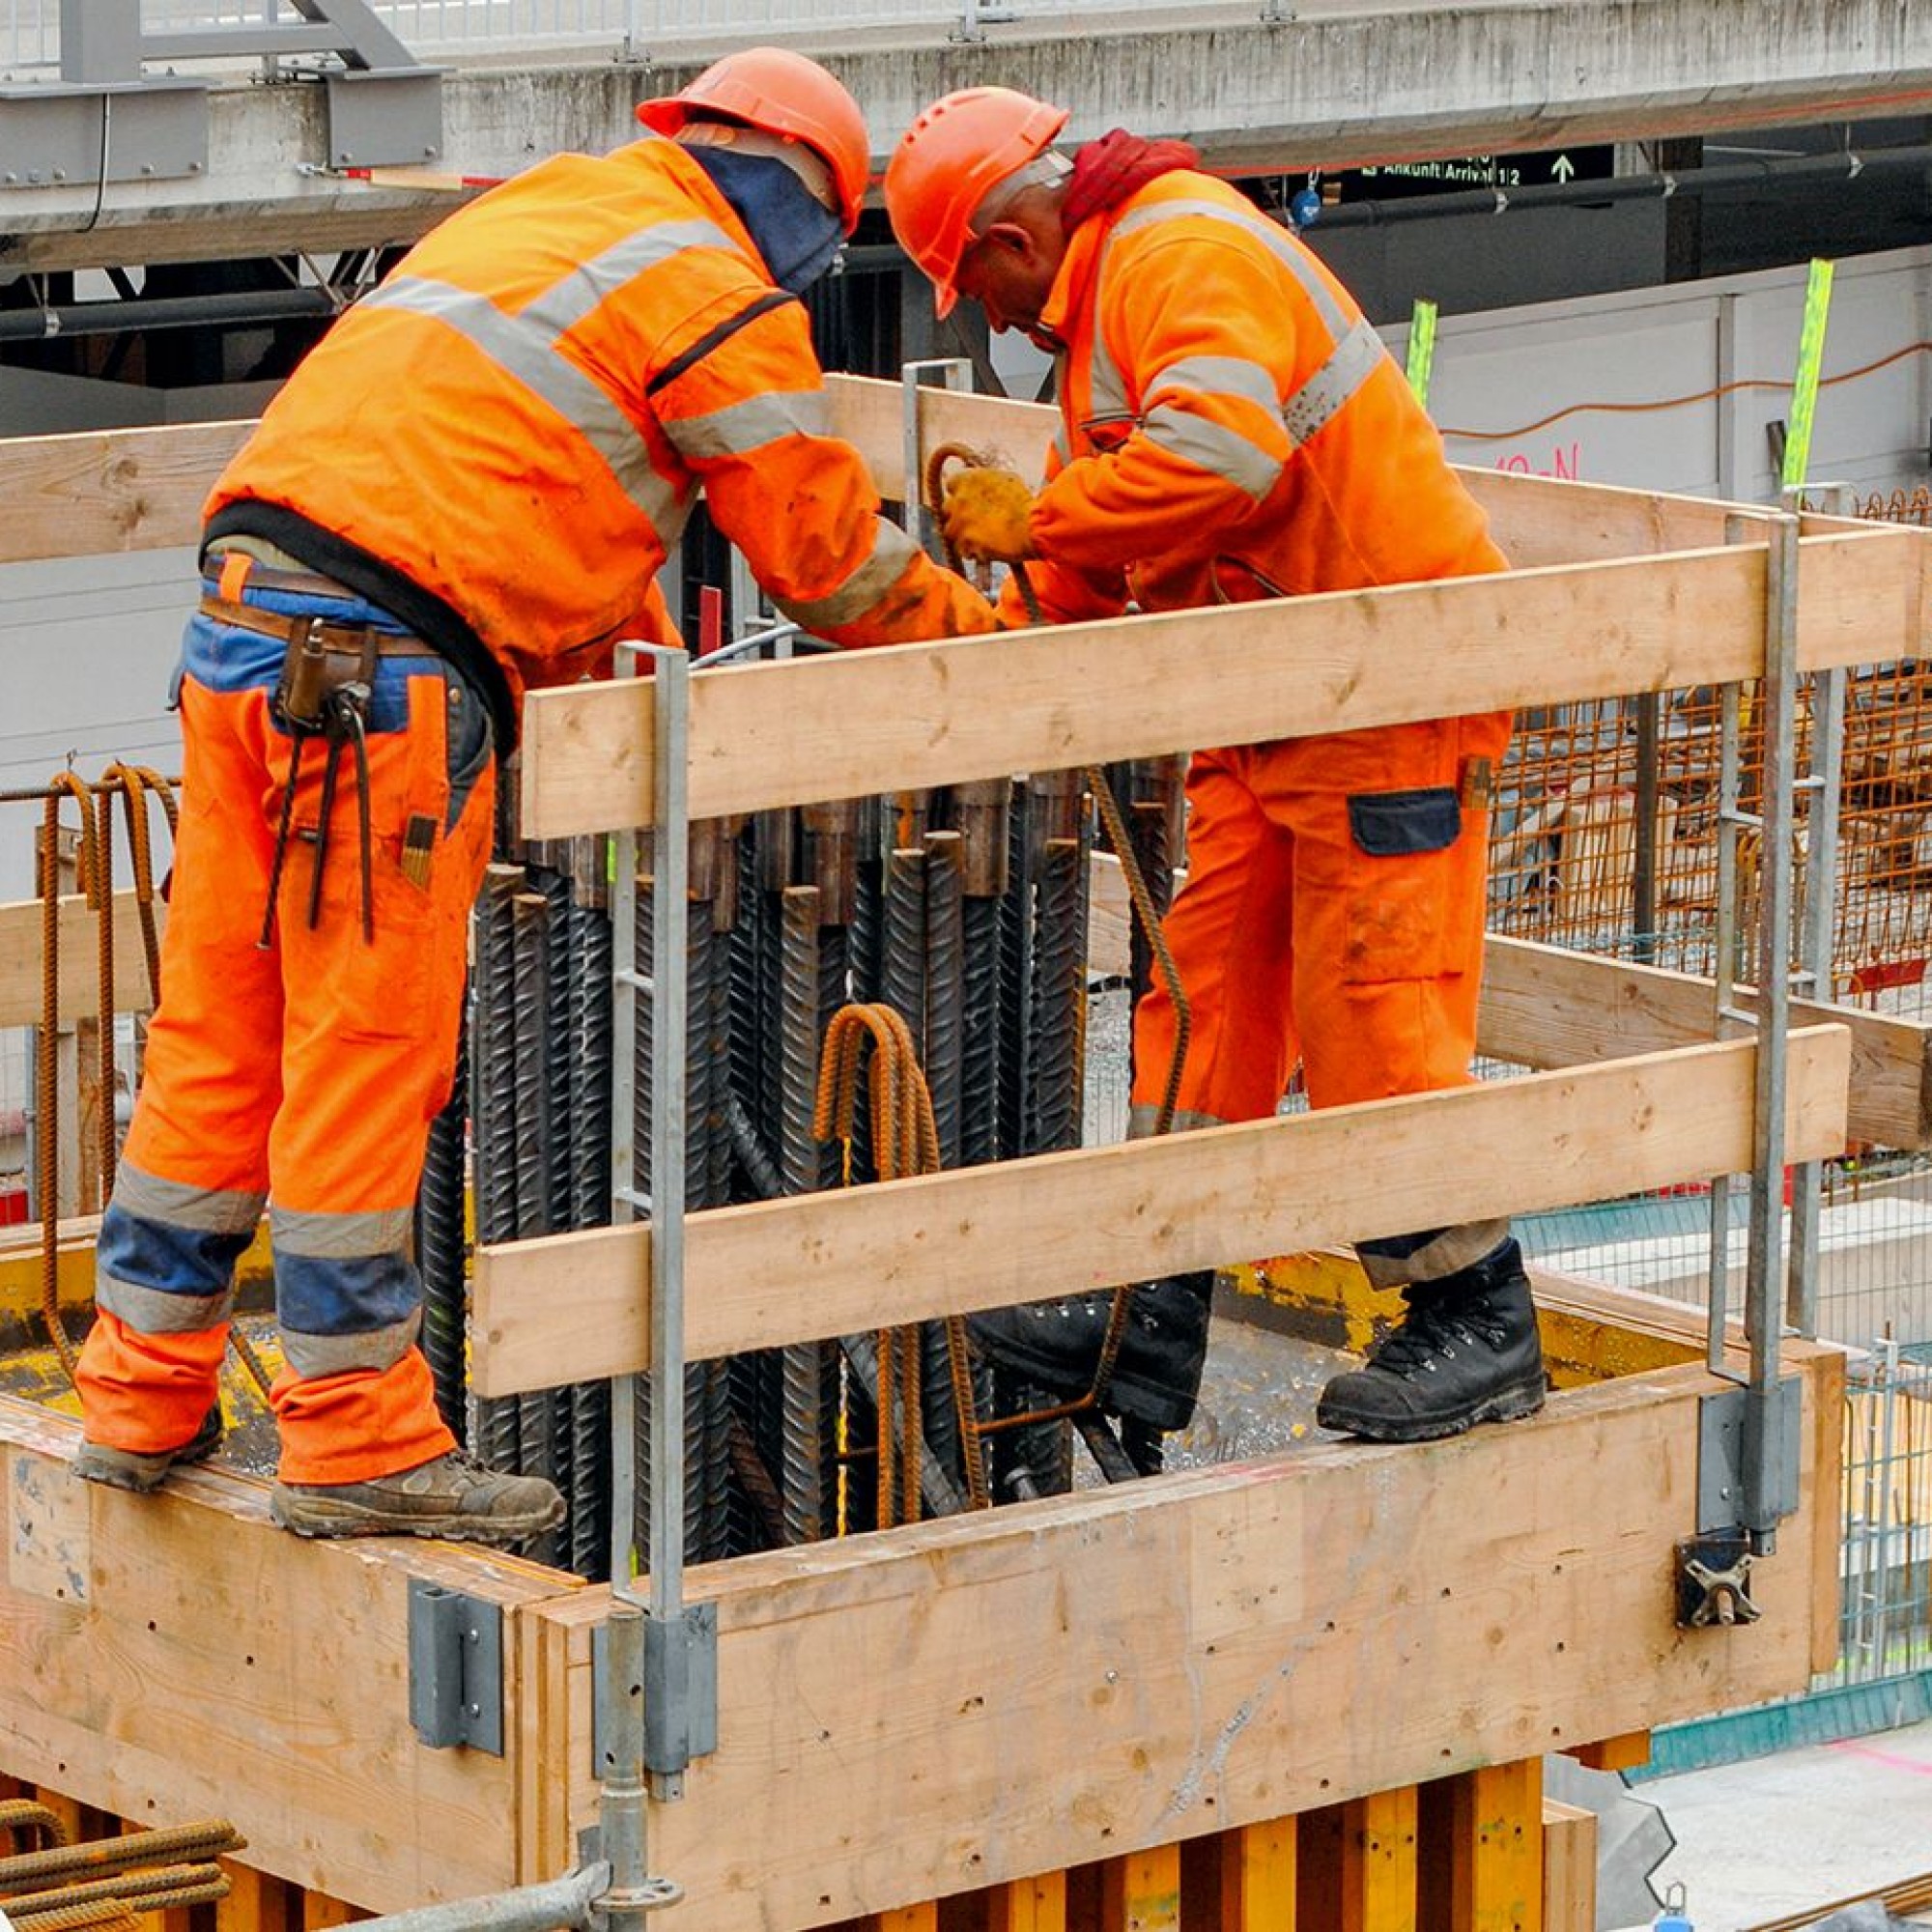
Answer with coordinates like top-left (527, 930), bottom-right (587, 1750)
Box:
top-left (1610, 1717), bottom-right (1932, 1930)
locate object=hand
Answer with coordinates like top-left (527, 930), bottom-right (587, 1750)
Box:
top-left (941, 466), bottom-right (1037, 565)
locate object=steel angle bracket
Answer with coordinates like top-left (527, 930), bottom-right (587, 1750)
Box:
top-left (0, 80), bottom-right (208, 188)
top-left (316, 67), bottom-right (446, 171)
top-left (592, 1604), bottom-right (718, 1778)
top-left (408, 1578), bottom-right (504, 1753)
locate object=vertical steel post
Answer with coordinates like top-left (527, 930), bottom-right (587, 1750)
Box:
top-left (1785, 484), bottom-right (1849, 1340)
top-left (607, 643), bottom-right (705, 1786)
top-left (1742, 511), bottom-right (1801, 1548)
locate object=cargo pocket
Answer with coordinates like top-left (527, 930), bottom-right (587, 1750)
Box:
top-left (1343, 785), bottom-right (1463, 984)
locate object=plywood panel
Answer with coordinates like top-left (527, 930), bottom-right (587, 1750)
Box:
top-left (522, 1334), bottom-right (1836, 1932)
top-left (0, 1399), bottom-right (581, 1915)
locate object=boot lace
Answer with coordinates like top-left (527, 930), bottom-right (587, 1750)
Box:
top-left (1367, 1294), bottom-right (1505, 1377)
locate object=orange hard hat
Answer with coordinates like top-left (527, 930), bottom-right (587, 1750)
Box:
top-left (637, 47), bottom-right (871, 235)
top-left (884, 88), bottom-right (1070, 319)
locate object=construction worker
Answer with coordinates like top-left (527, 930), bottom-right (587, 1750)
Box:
top-left (884, 89), bottom-right (1546, 1446)
top-left (71, 48), bottom-right (998, 1543)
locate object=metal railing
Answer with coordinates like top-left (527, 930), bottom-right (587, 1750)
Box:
top-left (0, 0), bottom-right (1256, 71)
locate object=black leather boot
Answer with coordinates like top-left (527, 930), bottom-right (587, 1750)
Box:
top-left (1316, 1240), bottom-right (1547, 1443)
top-left (968, 1270), bottom-right (1214, 1433)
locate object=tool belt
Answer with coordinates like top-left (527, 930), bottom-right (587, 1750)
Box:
top-left (201, 589), bottom-right (437, 953)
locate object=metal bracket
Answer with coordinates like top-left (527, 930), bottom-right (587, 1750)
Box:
top-left (317, 67), bottom-right (445, 170)
top-left (592, 1604), bottom-right (718, 1778)
top-left (1696, 1374), bottom-right (1803, 1532)
top-left (408, 1579), bottom-right (504, 1754)
top-left (1675, 1528), bottom-right (1762, 1628)
top-left (0, 0), bottom-right (443, 186)
top-left (0, 80), bottom-right (208, 188)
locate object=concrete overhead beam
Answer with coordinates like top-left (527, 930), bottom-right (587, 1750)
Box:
top-left (0, 0), bottom-right (1926, 272)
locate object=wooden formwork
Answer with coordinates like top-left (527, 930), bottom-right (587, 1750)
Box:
top-left (0, 389), bottom-right (1926, 1929)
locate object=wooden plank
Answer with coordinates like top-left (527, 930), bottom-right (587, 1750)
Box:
top-left (0, 420), bottom-right (251, 564)
top-left (1538, 1802), bottom-right (1596, 1932)
top-left (1216, 1819), bottom-right (1295, 1931)
top-left (470, 1028), bottom-right (1852, 1397)
top-left (1478, 933), bottom-right (1932, 1149)
top-left (584, 1340), bottom-right (1839, 1931)
top-left (1562, 1733), bottom-right (1651, 1774)
top-left (519, 528), bottom-right (1918, 838)
top-left (985, 1871), bottom-right (1069, 1932)
top-left (0, 1397), bottom-right (581, 1916)
top-left (0, 392), bottom-right (1799, 575)
top-left (1092, 860), bottom-right (1931, 1151)
top-left (1101, 1844), bottom-right (1181, 1931)
top-left (1431, 1761), bottom-right (1543, 1932)
top-left (824, 375), bottom-right (1782, 567)
top-left (0, 891), bottom-right (167, 1028)
top-left (1297, 1789), bottom-right (1417, 1932)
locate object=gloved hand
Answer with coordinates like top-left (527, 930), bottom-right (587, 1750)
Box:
top-left (941, 466), bottom-right (1037, 564)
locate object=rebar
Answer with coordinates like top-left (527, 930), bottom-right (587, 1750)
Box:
top-left (777, 886), bottom-right (829, 1546)
top-left (416, 997), bottom-right (469, 1439)
top-left (469, 862), bottom-right (525, 1471)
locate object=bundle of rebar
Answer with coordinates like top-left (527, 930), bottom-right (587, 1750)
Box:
top-left (443, 751), bottom-right (1180, 1578)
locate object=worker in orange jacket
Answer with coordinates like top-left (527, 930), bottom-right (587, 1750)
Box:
top-left (885, 89), bottom-right (1545, 1446)
top-left (73, 48), bottom-right (998, 1544)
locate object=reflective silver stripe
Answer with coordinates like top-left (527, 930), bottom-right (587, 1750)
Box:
top-left (111, 1161), bottom-right (264, 1236)
top-left (362, 265), bottom-right (697, 541)
top-left (281, 1308), bottom-right (422, 1380)
top-left (1281, 315), bottom-right (1386, 450)
top-left (1148, 354), bottom-right (1282, 414)
top-left (661, 385), bottom-right (831, 462)
top-left (520, 217), bottom-right (748, 334)
top-left (1051, 420), bottom-right (1071, 469)
top-left (270, 1204), bottom-right (415, 1260)
top-left (96, 1271), bottom-right (233, 1334)
top-left (1108, 195), bottom-right (1356, 341)
top-left (1085, 195), bottom-right (1383, 464)
top-left (1356, 1219), bottom-right (1510, 1289)
top-left (776, 518), bottom-right (925, 632)
top-left (1142, 403), bottom-right (1281, 499)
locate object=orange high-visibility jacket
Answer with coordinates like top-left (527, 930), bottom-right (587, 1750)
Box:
top-left (208, 135), bottom-right (993, 737)
top-left (1010, 170), bottom-right (1507, 626)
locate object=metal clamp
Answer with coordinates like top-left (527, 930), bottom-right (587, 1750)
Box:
top-left (1676, 1530), bottom-right (1762, 1628)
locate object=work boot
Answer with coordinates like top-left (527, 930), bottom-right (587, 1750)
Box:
top-left (1316, 1240), bottom-right (1547, 1443)
top-left (270, 1452), bottom-right (566, 1545)
top-left (72, 1404), bottom-right (223, 1494)
top-left (969, 1270), bottom-right (1214, 1434)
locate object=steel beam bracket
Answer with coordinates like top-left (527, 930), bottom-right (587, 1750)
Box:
top-left (592, 1604), bottom-right (718, 1778)
top-left (0, 80), bottom-right (209, 189)
top-left (314, 67), bottom-right (446, 171)
top-left (1696, 1375), bottom-right (1803, 1536)
top-left (407, 1579), bottom-right (504, 1753)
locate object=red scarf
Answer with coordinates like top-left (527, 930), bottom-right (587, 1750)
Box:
top-left (1061, 129), bottom-right (1201, 230)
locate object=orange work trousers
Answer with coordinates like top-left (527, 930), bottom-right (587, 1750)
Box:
top-left (1127, 711), bottom-right (1513, 1283)
top-left (76, 581), bottom-right (496, 1484)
